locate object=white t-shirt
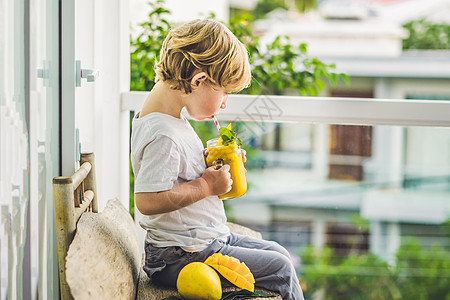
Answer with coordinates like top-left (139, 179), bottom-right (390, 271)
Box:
top-left (131, 112), bottom-right (230, 252)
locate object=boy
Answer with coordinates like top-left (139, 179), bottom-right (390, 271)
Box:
top-left (131, 19), bottom-right (304, 300)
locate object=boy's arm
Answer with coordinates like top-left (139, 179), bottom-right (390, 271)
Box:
top-left (135, 165), bottom-right (232, 215)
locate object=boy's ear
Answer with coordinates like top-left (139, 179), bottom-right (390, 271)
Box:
top-left (191, 72), bottom-right (208, 88)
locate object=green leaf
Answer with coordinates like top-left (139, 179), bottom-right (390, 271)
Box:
top-left (299, 43), bottom-right (308, 53)
top-left (314, 79), bottom-right (325, 91)
top-left (219, 126), bottom-right (242, 146)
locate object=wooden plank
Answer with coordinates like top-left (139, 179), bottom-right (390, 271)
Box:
top-left (53, 178), bottom-right (76, 300)
top-left (80, 153), bottom-right (98, 213)
top-left (71, 162), bottom-right (91, 190)
top-left (74, 190), bottom-right (95, 223)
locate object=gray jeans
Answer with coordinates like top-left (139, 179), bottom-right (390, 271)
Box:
top-left (143, 232), bottom-right (304, 300)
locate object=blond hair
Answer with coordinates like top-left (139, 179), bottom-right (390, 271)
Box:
top-left (155, 19), bottom-right (251, 94)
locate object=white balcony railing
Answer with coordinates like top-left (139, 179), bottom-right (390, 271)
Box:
top-left (121, 92), bottom-right (450, 127)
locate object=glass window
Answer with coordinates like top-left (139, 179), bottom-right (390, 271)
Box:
top-left (0, 1), bottom-right (28, 299)
top-left (30, 0), bottom-right (61, 298)
top-left (0, 0), bottom-right (61, 298)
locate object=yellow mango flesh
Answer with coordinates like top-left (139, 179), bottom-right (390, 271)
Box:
top-left (204, 253), bottom-right (255, 292)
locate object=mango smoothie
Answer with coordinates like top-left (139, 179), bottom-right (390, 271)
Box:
top-left (206, 136), bottom-right (247, 199)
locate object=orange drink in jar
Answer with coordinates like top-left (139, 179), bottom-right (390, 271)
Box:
top-left (206, 137), bottom-right (247, 199)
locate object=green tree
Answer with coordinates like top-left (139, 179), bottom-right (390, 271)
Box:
top-left (394, 239), bottom-right (450, 300)
top-left (253, 0), bottom-right (316, 19)
top-left (130, 0), bottom-right (171, 91)
top-left (402, 19), bottom-right (450, 50)
top-left (228, 13), bottom-right (349, 96)
top-left (442, 218), bottom-right (450, 239)
top-left (299, 236), bottom-right (450, 299)
top-left (253, 0), bottom-right (288, 20)
top-left (293, 0), bottom-right (316, 13)
top-left (130, 2), bottom-right (348, 95)
top-left (300, 245), bottom-right (397, 300)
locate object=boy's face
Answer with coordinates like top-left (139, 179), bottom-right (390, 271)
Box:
top-left (185, 81), bottom-right (230, 121)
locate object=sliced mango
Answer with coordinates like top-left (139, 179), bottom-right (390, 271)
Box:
top-left (204, 253), bottom-right (255, 292)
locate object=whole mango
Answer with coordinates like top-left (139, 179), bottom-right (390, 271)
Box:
top-left (176, 262), bottom-right (222, 300)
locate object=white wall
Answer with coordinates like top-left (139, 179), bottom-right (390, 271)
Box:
top-left (75, 0), bottom-right (130, 211)
top-left (257, 17), bottom-right (406, 58)
top-left (94, 0), bottom-right (130, 211)
top-left (377, 0), bottom-right (450, 25)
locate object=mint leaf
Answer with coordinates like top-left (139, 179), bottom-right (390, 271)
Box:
top-left (219, 127), bottom-right (242, 146)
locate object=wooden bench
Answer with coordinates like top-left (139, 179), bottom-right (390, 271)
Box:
top-left (53, 152), bottom-right (281, 300)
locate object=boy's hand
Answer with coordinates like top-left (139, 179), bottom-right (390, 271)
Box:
top-left (240, 148), bottom-right (247, 164)
top-left (201, 164), bottom-right (232, 196)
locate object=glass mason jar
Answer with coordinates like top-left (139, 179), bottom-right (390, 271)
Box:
top-left (206, 138), bottom-right (247, 199)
